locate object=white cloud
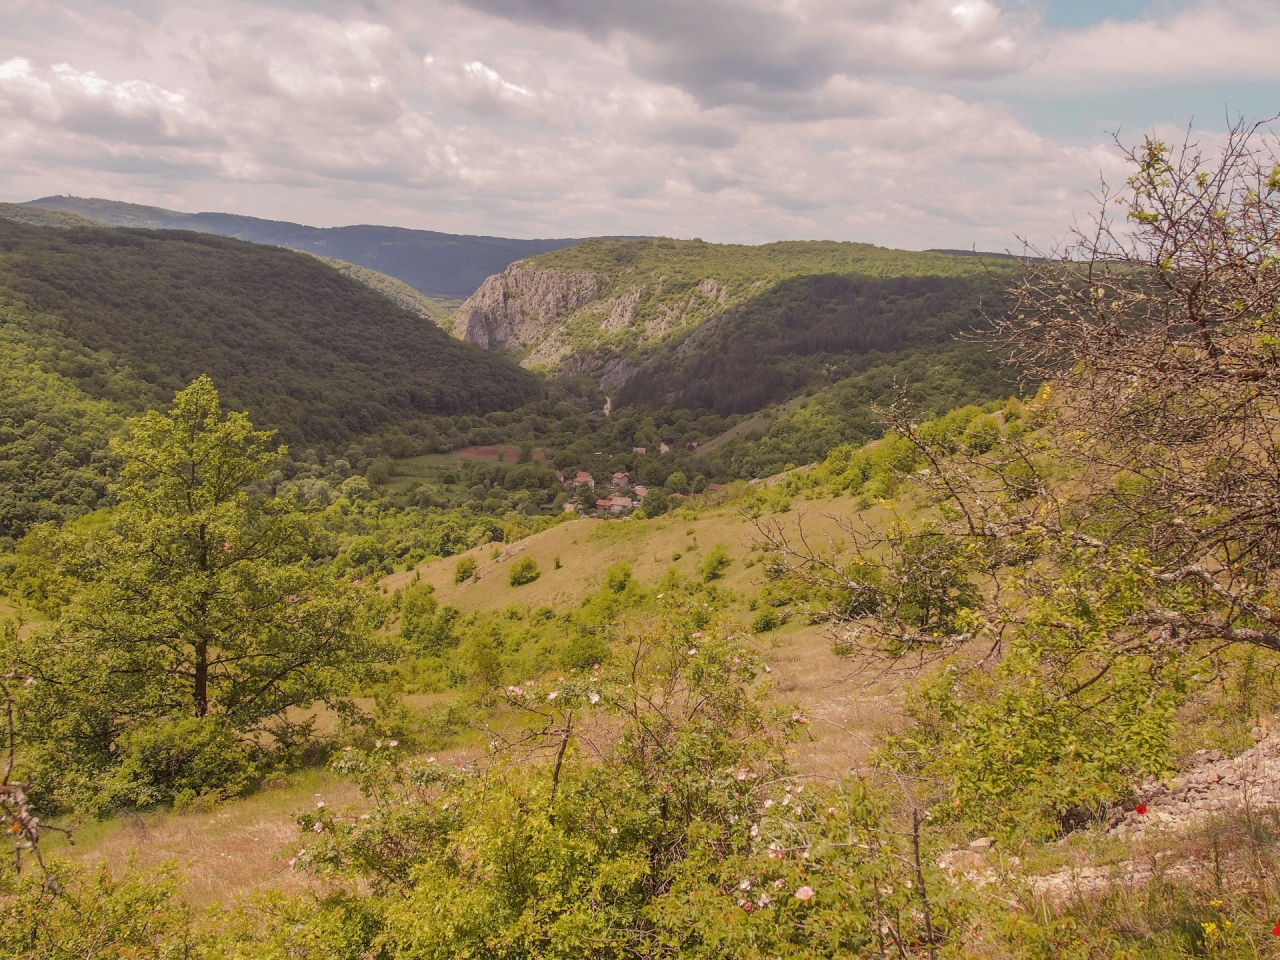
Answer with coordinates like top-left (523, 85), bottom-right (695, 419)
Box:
top-left (1030, 1), bottom-right (1280, 88)
top-left (0, 0), bottom-right (1255, 251)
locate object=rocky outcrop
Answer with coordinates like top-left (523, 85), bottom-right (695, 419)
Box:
top-left (601, 287), bottom-right (645, 332)
top-left (1108, 727), bottom-right (1278, 837)
top-left (457, 263), bottom-right (604, 352)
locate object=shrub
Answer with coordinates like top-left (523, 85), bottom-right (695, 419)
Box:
top-left (701, 544), bottom-right (732, 581)
top-left (602, 562), bottom-right (632, 593)
top-left (103, 716), bottom-right (257, 810)
top-left (751, 609), bottom-right (780, 632)
top-left (509, 556), bottom-right (541, 586)
top-left (454, 555), bottom-right (477, 584)
top-left (560, 631), bottom-right (609, 671)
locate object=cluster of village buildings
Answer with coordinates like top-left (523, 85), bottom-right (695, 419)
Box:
top-left (552, 462), bottom-right (719, 517)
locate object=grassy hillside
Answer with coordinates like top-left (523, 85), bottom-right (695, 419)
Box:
top-left (25, 196), bottom-right (594, 298)
top-left (0, 219), bottom-right (542, 448)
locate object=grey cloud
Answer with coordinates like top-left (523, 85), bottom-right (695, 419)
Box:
top-left (451, 0), bottom-right (1030, 111)
top-left (647, 121), bottom-right (740, 149)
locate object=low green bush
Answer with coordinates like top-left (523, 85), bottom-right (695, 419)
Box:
top-left (509, 556), bottom-right (541, 586)
top-left (454, 555), bottom-right (477, 583)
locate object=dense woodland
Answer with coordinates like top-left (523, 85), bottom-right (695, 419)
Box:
top-left (616, 272), bottom-right (1011, 414)
top-left (0, 219), bottom-right (541, 443)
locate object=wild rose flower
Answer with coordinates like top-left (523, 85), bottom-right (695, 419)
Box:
top-left (739, 878), bottom-right (751, 891)
top-left (688, 648), bottom-right (697, 655)
top-left (750, 824), bottom-right (759, 837)
top-left (736, 768), bottom-right (748, 781)
top-left (757, 893), bottom-right (772, 907)
top-left (1135, 803), bottom-right (1148, 815)
top-left (547, 691), bottom-right (559, 700)
top-left (792, 713), bottom-right (807, 724)
top-left (795, 886), bottom-right (814, 902)
top-left (316, 801), bottom-right (325, 809)
top-left (738, 899), bottom-right (752, 911)
top-left (589, 692), bottom-right (600, 704)
top-left (312, 822), bottom-right (323, 833)
top-left (773, 878), bottom-right (786, 889)
top-left (388, 740), bottom-right (398, 748)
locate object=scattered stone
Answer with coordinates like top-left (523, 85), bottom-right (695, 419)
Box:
top-left (968, 837), bottom-right (995, 852)
top-left (1106, 728), bottom-right (1279, 839)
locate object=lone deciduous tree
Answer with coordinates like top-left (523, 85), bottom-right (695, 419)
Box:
top-left (10, 377), bottom-right (391, 805)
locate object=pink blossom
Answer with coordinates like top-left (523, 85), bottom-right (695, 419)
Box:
top-left (794, 886), bottom-right (814, 902)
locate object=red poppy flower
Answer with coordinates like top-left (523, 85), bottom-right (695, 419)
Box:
top-left (1273, 918), bottom-right (1280, 937)
top-left (1135, 803), bottom-right (1148, 815)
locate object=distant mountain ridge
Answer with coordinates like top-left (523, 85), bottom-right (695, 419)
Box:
top-left (22, 196), bottom-right (602, 298)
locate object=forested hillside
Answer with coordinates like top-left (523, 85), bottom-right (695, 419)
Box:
top-left (0, 219), bottom-right (546, 537)
top-left (454, 238), bottom-right (1015, 421)
top-left (25, 196), bottom-right (593, 298)
top-left (616, 272), bottom-right (1004, 414)
top-left (0, 219), bottom-right (541, 443)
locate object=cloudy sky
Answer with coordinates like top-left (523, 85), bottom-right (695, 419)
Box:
top-left (0, 0), bottom-right (1275, 249)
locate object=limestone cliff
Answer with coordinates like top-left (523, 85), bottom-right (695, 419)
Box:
top-left (457, 264), bottom-right (603, 351)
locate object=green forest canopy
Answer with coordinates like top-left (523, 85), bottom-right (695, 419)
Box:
top-left (0, 219), bottom-right (542, 447)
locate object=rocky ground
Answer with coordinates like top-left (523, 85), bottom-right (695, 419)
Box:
top-left (1110, 725), bottom-right (1278, 838)
top-left (940, 726), bottom-right (1279, 900)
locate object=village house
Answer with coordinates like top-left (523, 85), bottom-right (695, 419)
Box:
top-left (633, 485), bottom-right (649, 498)
top-left (610, 471), bottom-right (631, 488)
top-left (659, 442), bottom-right (671, 454)
top-left (563, 499), bottom-right (579, 513)
top-left (572, 471), bottom-right (595, 490)
top-left (608, 494), bottom-right (633, 515)
top-left (706, 483), bottom-right (722, 492)
top-left (632, 446), bottom-right (646, 455)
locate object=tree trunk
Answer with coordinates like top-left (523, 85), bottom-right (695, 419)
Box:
top-left (194, 642), bottom-right (208, 717)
